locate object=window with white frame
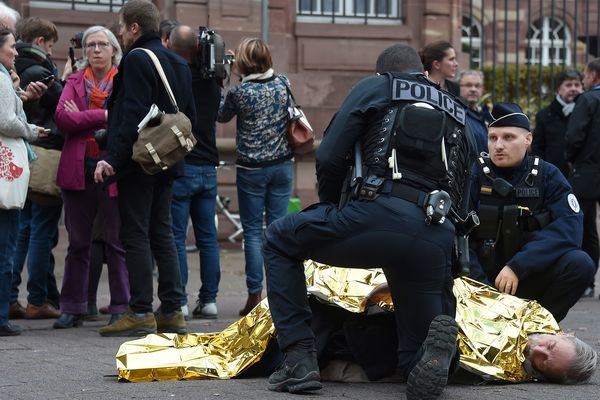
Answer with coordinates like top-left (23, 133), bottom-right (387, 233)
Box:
top-left (297, 0), bottom-right (402, 24)
top-left (461, 15), bottom-right (483, 69)
top-left (526, 17), bottom-right (572, 65)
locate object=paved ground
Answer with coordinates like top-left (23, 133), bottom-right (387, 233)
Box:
top-left (1, 237), bottom-right (599, 400)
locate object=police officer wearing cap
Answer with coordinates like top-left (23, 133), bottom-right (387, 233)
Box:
top-left (469, 102), bottom-right (595, 322)
top-left (262, 44), bottom-right (476, 400)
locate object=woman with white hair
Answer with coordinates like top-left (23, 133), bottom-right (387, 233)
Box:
top-left (53, 25), bottom-right (129, 329)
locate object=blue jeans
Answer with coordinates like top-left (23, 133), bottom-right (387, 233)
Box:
top-left (171, 163), bottom-right (220, 304)
top-left (237, 160), bottom-right (293, 294)
top-left (11, 200), bottom-right (62, 306)
top-left (0, 209), bottom-right (20, 327)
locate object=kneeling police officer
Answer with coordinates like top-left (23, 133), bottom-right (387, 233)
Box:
top-left (263, 44), bottom-right (476, 400)
top-left (469, 102), bottom-right (595, 322)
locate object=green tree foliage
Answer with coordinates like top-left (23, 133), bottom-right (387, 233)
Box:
top-left (480, 64), bottom-right (583, 126)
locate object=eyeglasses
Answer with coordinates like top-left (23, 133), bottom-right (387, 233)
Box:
top-left (460, 83), bottom-right (483, 89)
top-left (85, 41), bottom-right (111, 50)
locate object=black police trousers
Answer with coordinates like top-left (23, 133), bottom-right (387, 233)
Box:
top-left (263, 194), bottom-right (455, 375)
top-left (505, 249), bottom-right (594, 322)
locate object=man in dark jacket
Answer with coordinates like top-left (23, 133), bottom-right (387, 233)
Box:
top-left (167, 24), bottom-right (222, 320)
top-left (532, 69), bottom-right (583, 178)
top-left (565, 58), bottom-right (600, 299)
top-left (9, 17), bottom-right (63, 321)
top-left (95, 0), bottom-right (197, 336)
top-left (458, 69), bottom-right (490, 155)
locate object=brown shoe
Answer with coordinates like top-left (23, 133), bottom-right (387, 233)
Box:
top-left (9, 302), bottom-right (26, 319)
top-left (25, 303), bottom-right (61, 319)
top-left (239, 293), bottom-right (262, 316)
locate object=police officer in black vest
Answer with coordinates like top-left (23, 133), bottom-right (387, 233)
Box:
top-left (263, 44), bottom-right (476, 400)
top-left (469, 102), bottom-right (595, 322)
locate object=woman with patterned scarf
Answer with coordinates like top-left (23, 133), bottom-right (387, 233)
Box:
top-left (53, 26), bottom-right (129, 330)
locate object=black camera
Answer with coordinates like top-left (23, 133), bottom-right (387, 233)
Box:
top-left (70, 31), bottom-right (84, 49)
top-left (196, 27), bottom-right (234, 86)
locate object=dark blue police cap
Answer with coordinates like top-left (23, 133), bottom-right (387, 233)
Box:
top-left (489, 102), bottom-right (530, 130)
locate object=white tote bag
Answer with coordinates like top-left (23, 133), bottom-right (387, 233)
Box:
top-left (0, 135), bottom-right (30, 209)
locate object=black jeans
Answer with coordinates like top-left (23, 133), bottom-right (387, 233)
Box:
top-left (263, 195), bottom-right (455, 376)
top-left (515, 249), bottom-right (595, 322)
top-left (117, 172), bottom-right (183, 313)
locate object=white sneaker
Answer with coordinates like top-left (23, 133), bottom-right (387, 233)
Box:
top-left (193, 302), bottom-right (218, 319)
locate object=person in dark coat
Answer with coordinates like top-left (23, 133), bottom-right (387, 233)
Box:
top-left (565, 58), bottom-right (600, 299)
top-left (532, 69), bottom-right (583, 178)
top-left (10, 16), bottom-right (63, 321)
top-left (458, 69), bottom-right (491, 155)
top-left (94, 0), bottom-right (197, 337)
top-left (469, 102), bottom-right (595, 322)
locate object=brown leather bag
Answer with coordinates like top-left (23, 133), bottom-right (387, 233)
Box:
top-left (282, 77), bottom-right (314, 155)
top-left (131, 49), bottom-right (196, 175)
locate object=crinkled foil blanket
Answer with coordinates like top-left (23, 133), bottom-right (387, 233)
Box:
top-left (117, 261), bottom-right (559, 382)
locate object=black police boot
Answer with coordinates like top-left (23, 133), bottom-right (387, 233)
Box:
top-left (268, 350), bottom-right (322, 393)
top-left (406, 315), bottom-right (458, 400)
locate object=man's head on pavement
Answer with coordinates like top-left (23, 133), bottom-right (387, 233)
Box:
top-left (524, 334), bottom-right (597, 384)
top-left (16, 17), bottom-right (58, 57)
top-left (375, 43), bottom-right (423, 74)
top-left (0, 2), bottom-right (19, 30)
top-left (556, 69), bottom-right (583, 103)
top-left (582, 58), bottom-right (600, 90)
top-left (168, 25), bottom-right (197, 63)
top-left (458, 70), bottom-right (484, 108)
top-left (487, 102), bottom-right (531, 168)
top-left (118, 0), bottom-right (159, 50)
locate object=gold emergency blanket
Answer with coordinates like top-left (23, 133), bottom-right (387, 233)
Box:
top-left (115, 262), bottom-right (560, 383)
top-left (116, 299), bottom-right (275, 382)
top-left (453, 276), bottom-right (560, 382)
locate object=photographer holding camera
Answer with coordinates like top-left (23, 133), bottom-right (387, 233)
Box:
top-left (166, 24), bottom-right (222, 320)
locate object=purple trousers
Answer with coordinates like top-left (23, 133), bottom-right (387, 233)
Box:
top-left (60, 178), bottom-right (129, 314)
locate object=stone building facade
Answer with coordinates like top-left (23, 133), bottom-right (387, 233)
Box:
top-left (7, 0), bottom-right (597, 240)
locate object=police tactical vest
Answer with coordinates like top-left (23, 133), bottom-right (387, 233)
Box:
top-left (473, 155), bottom-right (550, 276)
top-left (361, 72), bottom-right (473, 215)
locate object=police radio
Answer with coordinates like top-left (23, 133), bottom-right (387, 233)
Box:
top-left (424, 190), bottom-right (452, 225)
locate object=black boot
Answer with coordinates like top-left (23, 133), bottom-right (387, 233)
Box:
top-left (268, 350), bottom-right (322, 393)
top-left (406, 315), bottom-right (459, 400)
top-left (0, 323), bottom-right (22, 336)
top-left (53, 313), bottom-right (84, 329)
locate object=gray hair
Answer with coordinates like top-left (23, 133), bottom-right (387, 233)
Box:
top-left (0, 1), bottom-right (20, 29)
top-left (457, 69), bottom-right (484, 83)
top-left (79, 25), bottom-right (122, 69)
top-left (560, 336), bottom-right (598, 384)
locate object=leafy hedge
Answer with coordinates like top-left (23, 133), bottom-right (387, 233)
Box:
top-left (479, 64), bottom-right (583, 125)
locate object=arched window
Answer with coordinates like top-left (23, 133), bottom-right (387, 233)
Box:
top-left (461, 15), bottom-right (482, 69)
top-left (527, 17), bottom-right (571, 65)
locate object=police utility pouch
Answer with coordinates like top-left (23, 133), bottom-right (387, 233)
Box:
top-left (132, 48), bottom-right (195, 175)
top-left (424, 190), bottom-right (452, 225)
